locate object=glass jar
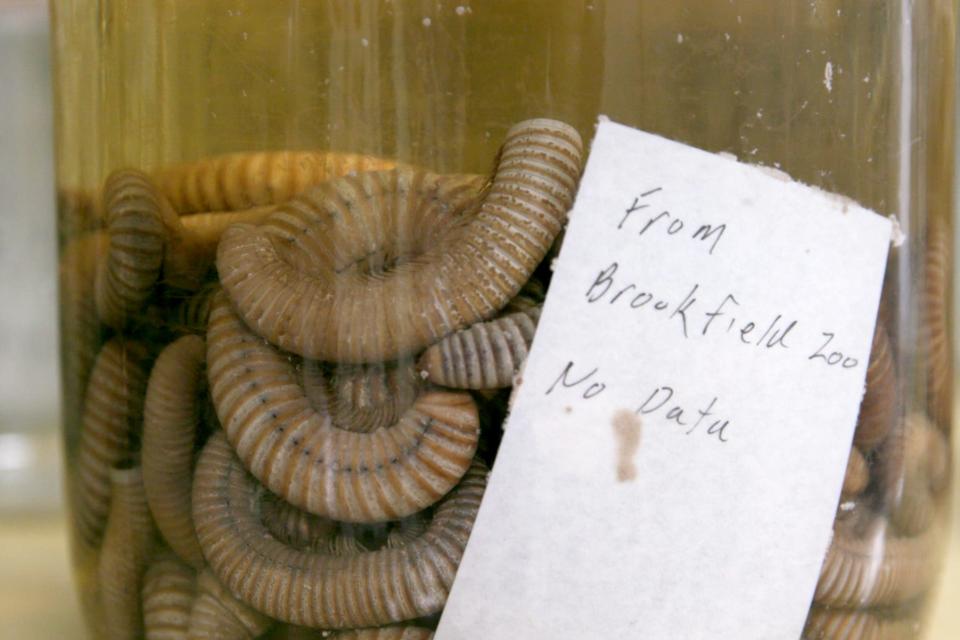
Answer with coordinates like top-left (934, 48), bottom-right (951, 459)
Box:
top-left (51, 1), bottom-right (954, 638)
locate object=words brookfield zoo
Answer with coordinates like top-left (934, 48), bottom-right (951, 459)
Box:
top-left (541, 187), bottom-right (871, 444)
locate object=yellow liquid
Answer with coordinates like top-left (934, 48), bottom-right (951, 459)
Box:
top-left (51, 1), bottom-right (954, 637)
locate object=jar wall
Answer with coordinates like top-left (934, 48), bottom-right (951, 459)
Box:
top-left (51, 1), bottom-right (954, 638)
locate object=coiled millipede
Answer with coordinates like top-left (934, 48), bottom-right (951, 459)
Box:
top-left (60, 117), bottom-right (950, 636)
top-left (143, 334), bottom-right (209, 568)
top-left (189, 569), bottom-right (273, 639)
top-left (96, 170), bottom-right (176, 330)
top-left (94, 153), bottom-right (404, 328)
top-left (301, 359), bottom-right (422, 434)
top-left (74, 338), bottom-right (150, 548)
top-left (142, 550), bottom-right (196, 640)
top-left (418, 305), bottom-right (541, 390)
top-left (216, 119), bottom-right (582, 363)
top-left (192, 432), bottom-right (488, 628)
top-left (153, 151), bottom-right (399, 214)
top-left (922, 218), bottom-right (952, 428)
top-left (98, 467), bottom-right (155, 640)
top-left (813, 518), bottom-right (942, 608)
top-left (205, 290), bottom-right (480, 522)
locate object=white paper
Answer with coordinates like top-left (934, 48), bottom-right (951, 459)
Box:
top-left (435, 120), bottom-right (893, 640)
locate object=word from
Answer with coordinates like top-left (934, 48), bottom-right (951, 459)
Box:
top-left (618, 187), bottom-right (727, 255)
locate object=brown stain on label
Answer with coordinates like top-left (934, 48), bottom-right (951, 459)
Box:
top-left (612, 409), bottom-right (642, 482)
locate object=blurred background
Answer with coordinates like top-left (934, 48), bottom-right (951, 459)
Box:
top-left (1, 0), bottom-right (958, 637)
top-left (0, 0), bottom-right (75, 636)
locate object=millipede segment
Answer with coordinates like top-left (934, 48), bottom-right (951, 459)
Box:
top-left (154, 150), bottom-right (399, 214)
top-left (62, 115), bottom-right (950, 639)
top-left (142, 550), bottom-right (196, 640)
top-left (300, 359), bottom-right (422, 434)
top-left (98, 467), bottom-right (156, 640)
top-left (188, 570), bottom-right (272, 640)
top-left (922, 219), bottom-right (952, 428)
top-left (418, 305), bottom-right (541, 389)
top-left (192, 432), bottom-right (487, 629)
top-left (143, 334), bottom-right (208, 568)
top-left (206, 292), bottom-right (480, 522)
top-left (74, 338), bottom-right (150, 548)
top-left (217, 119), bottom-right (581, 363)
top-left (96, 170), bottom-right (177, 329)
top-left (813, 518), bottom-right (942, 608)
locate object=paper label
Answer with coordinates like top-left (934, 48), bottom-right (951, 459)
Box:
top-left (435, 120), bottom-right (893, 640)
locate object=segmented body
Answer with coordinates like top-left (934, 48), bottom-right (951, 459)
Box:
top-left (418, 306), bottom-right (540, 389)
top-left (98, 467), bottom-right (155, 640)
top-left (205, 292), bottom-right (479, 522)
top-left (74, 338), bottom-right (150, 547)
top-left (142, 550), bottom-right (196, 640)
top-left (143, 335), bottom-right (208, 568)
top-left (216, 120), bottom-right (581, 362)
top-left (155, 151), bottom-right (399, 214)
top-left (192, 432), bottom-right (487, 628)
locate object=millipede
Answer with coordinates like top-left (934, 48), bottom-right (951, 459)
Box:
top-left (56, 116), bottom-right (949, 637)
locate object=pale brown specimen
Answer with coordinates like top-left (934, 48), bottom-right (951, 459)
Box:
top-left (259, 491), bottom-right (337, 549)
top-left (274, 516), bottom-right (426, 556)
top-left (98, 467), bottom-right (155, 640)
top-left (91, 169), bottom-right (263, 321)
top-left (187, 570), bottom-right (272, 640)
top-left (326, 531), bottom-right (368, 556)
top-left (154, 151), bottom-right (398, 214)
top-left (192, 432), bottom-right (487, 629)
top-left (216, 168), bottom-right (483, 362)
top-left (852, 325), bottom-right (897, 450)
top-left (814, 517), bottom-right (941, 608)
top-left (922, 218), bottom-right (952, 428)
top-left (418, 306), bottom-right (541, 389)
top-left (803, 608), bottom-right (920, 639)
top-left (143, 335), bottom-right (208, 568)
top-left (205, 292), bottom-right (480, 522)
top-left (502, 277), bottom-right (546, 314)
top-left (385, 515), bottom-right (430, 549)
top-left (96, 170), bottom-right (177, 329)
top-left (217, 118), bottom-right (582, 363)
top-left (142, 550), bottom-right (196, 640)
top-left (74, 338), bottom-right (150, 547)
top-left (300, 360), bottom-right (422, 433)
